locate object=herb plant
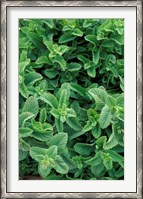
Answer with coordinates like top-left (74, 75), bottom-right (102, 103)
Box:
top-left (19, 19), bottom-right (124, 180)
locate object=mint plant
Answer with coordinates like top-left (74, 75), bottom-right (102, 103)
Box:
top-left (19, 19), bottom-right (124, 180)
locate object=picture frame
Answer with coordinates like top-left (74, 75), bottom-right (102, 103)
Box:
top-left (1, 0), bottom-right (142, 198)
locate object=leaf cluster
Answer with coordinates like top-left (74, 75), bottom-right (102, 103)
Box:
top-left (19, 18), bottom-right (124, 180)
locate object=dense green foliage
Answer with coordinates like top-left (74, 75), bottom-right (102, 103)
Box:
top-left (19, 19), bottom-right (124, 180)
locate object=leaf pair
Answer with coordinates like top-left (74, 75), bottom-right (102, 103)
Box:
top-left (43, 40), bottom-right (69, 71)
top-left (78, 54), bottom-right (99, 78)
top-left (30, 144), bottom-right (69, 178)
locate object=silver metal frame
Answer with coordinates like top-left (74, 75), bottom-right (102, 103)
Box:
top-left (1, 0), bottom-right (142, 198)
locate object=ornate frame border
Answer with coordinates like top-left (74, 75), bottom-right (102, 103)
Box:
top-left (1, 0), bottom-right (142, 198)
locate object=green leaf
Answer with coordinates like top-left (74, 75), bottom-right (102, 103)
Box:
top-left (19, 37), bottom-right (31, 49)
top-left (48, 132), bottom-right (68, 150)
top-left (20, 50), bottom-right (27, 62)
top-left (54, 155), bottom-right (69, 174)
top-left (117, 94), bottom-right (124, 107)
top-left (19, 150), bottom-right (28, 161)
top-left (50, 108), bottom-right (60, 118)
top-left (53, 55), bottom-right (66, 71)
top-left (83, 121), bottom-right (93, 133)
top-left (43, 19), bottom-right (54, 29)
top-left (70, 83), bottom-right (86, 96)
top-left (30, 146), bottom-right (57, 161)
top-left (88, 87), bottom-right (107, 110)
top-left (72, 156), bottom-right (83, 169)
top-left (119, 76), bottom-right (124, 91)
top-left (40, 92), bottom-right (58, 109)
top-left (19, 138), bottom-right (31, 151)
top-left (98, 19), bottom-right (113, 33)
top-left (105, 96), bottom-right (117, 107)
top-left (59, 45), bottom-right (69, 55)
top-left (31, 131), bottom-right (53, 142)
top-left (74, 143), bottom-right (94, 156)
top-left (105, 54), bottom-right (116, 67)
top-left (59, 33), bottom-right (76, 43)
top-left (43, 40), bottom-right (53, 51)
top-left (27, 32), bottom-right (45, 50)
top-left (101, 39), bottom-right (115, 48)
top-left (91, 124), bottom-right (101, 139)
top-left (68, 62), bottom-right (82, 72)
top-left (112, 34), bottom-right (124, 45)
top-left (70, 131), bottom-right (86, 140)
top-left (72, 28), bottom-right (83, 37)
top-left (24, 72), bottom-right (42, 85)
top-left (107, 150), bottom-right (124, 166)
top-left (61, 153), bottom-right (77, 170)
top-left (31, 119), bottom-right (42, 131)
top-left (66, 117), bottom-right (82, 131)
top-left (31, 119), bottom-right (53, 132)
top-left (103, 132), bottom-right (118, 150)
top-left (115, 167), bottom-right (124, 178)
top-left (77, 55), bottom-right (89, 64)
top-left (39, 108), bottom-right (47, 123)
top-left (19, 112), bottom-right (34, 127)
top-left (19, 59), bottom-right (30, 75)
top-left (85, 35), bottom-right (97, 45)
top-left (19, 127), bottom-right (33, 138)
top-left (38, 162), bottom-right (52, 178)
top-left (35, 56), bottom-right (49, 65)
top-left (91, 163), bottom-right (104, 177)
top-left (103, 157), bottom-right (113, 170)
top-left (55, 118), bottom-right (63, 132)
top-left (87, 66), bottom-right (96, 78)
top-left (23, 96), bottom-right (39, 116)
top-left (99, 105), bottom-right (112, 129)
top-left (41, 122), bottom-right (53, 131)
top-left (67, 108), bottom-right (76, 118)
top-left (113, 122), bottom-right (124, 146)
top-left (101, 152), bottom-right (113, 170)
top-left (46, 145), bottom-right (58, 159)
top-left (92, 49), bottom-right (100, 65)
top-left (58, 89), bottom-right (69, 108)
top-left (43, 68), bottom-right (59, 79)
top-left (83, 19), bottom-right (93, 28)
top-left (30, 147), bottom-right (47, 161)
top-left (85, 152), bottom-right (102, 166)
top-left (19, 81), bottom-right (29, 99)
top-left (96, 136), bottom-right (107, 148)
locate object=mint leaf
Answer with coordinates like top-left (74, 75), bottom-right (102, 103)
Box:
top-left (24, 72), bottom-right (42, 85)
top-left (39, 108), bottom-right (47, 123)
top-left (68, 62), bottom-right (82, 72)
top-left (40, 92), bottom-right (58, 109)
top-left (19, 127), bottom-right (33, 138)
top-left (53, 55), bottom-right (67, 71)
top-left (99, 105), bottom-right (112, 129)
top-left (66, 117), bottom-right (82, 131)
top-left (59, 33), bottom-right (75, 43)
top-left (85, 35), bottom-right (97, 45)
top-left (48, 132), bottom-right (68, 150)
top-left (55, 118), bottom-right (63, 132)
top-left (74, 143), bottom-right (94, 156)
top-left (35, 56), bottom-right (49, 65)
top-left (23, 96), bottom-right (39, 116)
top-left (70, 83), bottom-right (86, 96)
top-left (19, 112), bottom-right (34, 127)
top-left (54, 155), bottom-right (69, 174)
top-left (38, 162), bottom-right (52, 178)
